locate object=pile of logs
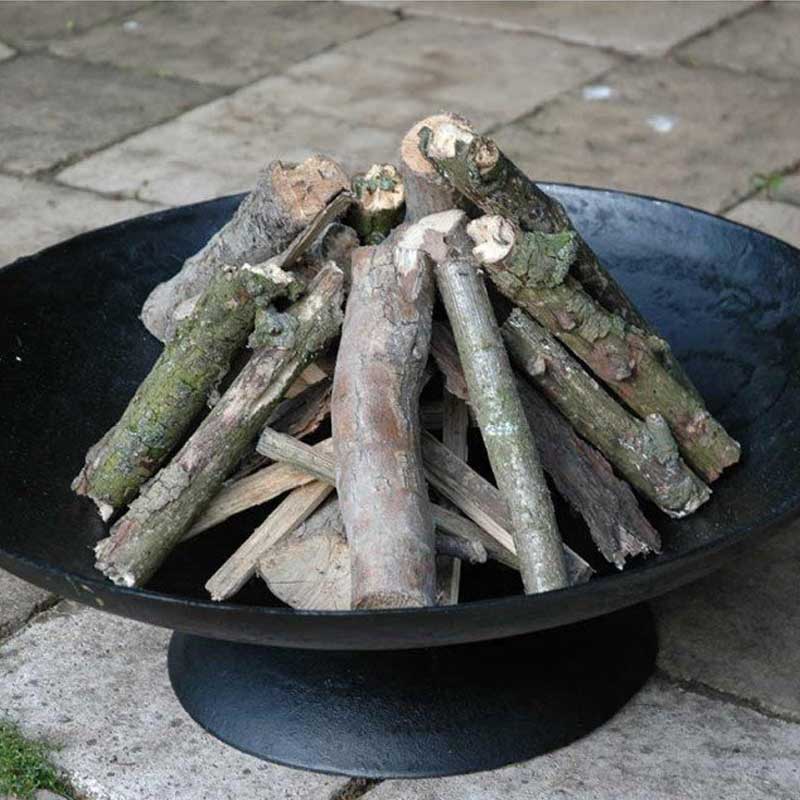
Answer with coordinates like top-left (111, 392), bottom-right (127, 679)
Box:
top-left (73, 113), bottom-right (740, 610)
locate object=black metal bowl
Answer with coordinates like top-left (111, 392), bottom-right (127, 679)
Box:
top-left (2, 185), bottom-right (799, 651)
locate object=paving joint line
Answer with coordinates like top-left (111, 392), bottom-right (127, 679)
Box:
top-left (717, 156), bottom-right (800, 215)
top-left (655, 668), bottom-right (800, 726)
top-left (327, 778), bottom-right (383, 800)
top-left (0, 591), bottom-right (61, 648)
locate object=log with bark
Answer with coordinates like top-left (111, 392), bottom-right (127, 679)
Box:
top-left (422, 209), bottom-right (569, 594)
top-left (414, 112), bottom-right (697, 397)
top-left (142, 155), bottom-right (349, 341)
top-left (94, 265), bottom-right (345, 587)
top-left (502, 309), bottom-right (710, 518)
top-left (332, 233), bottom-right (437, 609)
top-left (431, 322), bottom-right (661, 567)
top-left (72, 192), bottom-right (348, 518)
top-left (466, 215), bottom-right (740, 482)
top-left (348, 164), bottom-right (406, 244)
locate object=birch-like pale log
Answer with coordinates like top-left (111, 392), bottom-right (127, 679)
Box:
top-left (94, 266), bottom-right (345, 587)
top-left (206, 480), bottom-right (335, 602)
top-left (142, 155), bottom-right (349, 341)
top-left (415, 112), bottom-right (696, 397)
top-left (503, 309), bottom-right (710, 517)
top-left (348, 164), bottom-right (405, 244)
top-left (332, 233), bottom-right (437, 609)
top-left (431, 322), bottom-right (661, 567)
top-left (467, 215), bottom-right (740, 482)
top-left (424, 210), bottom-right (568, 593)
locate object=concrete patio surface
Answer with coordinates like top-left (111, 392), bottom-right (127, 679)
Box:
top-left (1, 2), bottom-right (799, 798)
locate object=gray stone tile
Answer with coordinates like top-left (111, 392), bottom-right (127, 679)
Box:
top-left (281, 17), bottom-right (617, 132)
top-left (0, 40), bottom-right (15, 60)
top-left (0, 175), bottom-right (157, 267)
top-left (398, 1), bottom-right (754, 55)
top-left (0, 53), bottom-right (220, 175)
top-left (0, 1), bottom-right (144, 49)
top-left (366, 678), bottom-right (800, 799)
top-left (50, 1), bottom-right (396, 88)
top-left (0, 569), bottom-right (53, 639)
top-left (0, 603), bottom-right (346, 800)
top-left (773, 173), bottom-right (800, 208)
top-left (494, 59), bottom-right (800, 213)
top-left (726, 198), bottom-right (800, 249)
top-left (678, 2), bottom-right (800, 82)
top-left (655, 524), bottom-right (800, 721)
top-left (57, 96), bottom-right (399, 206)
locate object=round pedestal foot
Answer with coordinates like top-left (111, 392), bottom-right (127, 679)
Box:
top-left (168, 604), bottom-right (656, 778)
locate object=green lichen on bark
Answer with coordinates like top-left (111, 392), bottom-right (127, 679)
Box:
top-left (473, 223), bottom-right (740, 482)
top-left (73, 264), bottom-right (302, 515)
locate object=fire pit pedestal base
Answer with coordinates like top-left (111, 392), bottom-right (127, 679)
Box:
top-left (168, 603), bottom-right (656, 778)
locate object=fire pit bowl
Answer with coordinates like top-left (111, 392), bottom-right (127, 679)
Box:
top-left (2, 185), bottom-right (798, 778)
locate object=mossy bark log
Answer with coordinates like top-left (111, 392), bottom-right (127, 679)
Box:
top-left (503, 309), bottom-right (710, 518)
top-left (431, 323), bottom-right (660, 567)
top-left (347, 164), bottom-right (405, 244)
top-left (424, 210), bottom-right (568, 594)
top-left (468, 216), bottom-right (741, 482)
top-left (94, 266), bottom-right (345, 587)
top-left (142, 155), bottom-right (349, 341)
top-left (332, 238), bottom-right (437, 609)
top-left (72, 261), bottom-right (302, 519)
top-left (415, 112), bottom-right (698, 398)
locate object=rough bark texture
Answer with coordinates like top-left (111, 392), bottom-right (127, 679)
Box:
top-left (185, 440), bottom-right (334, 539)
top-left (468, 216), bottom-right (741, 482)
top-left (425, 211), bottom-right (568, 594)
top-left (431, 322), bottom-right (660, 567)
top-left (206, 480), bottom-right (335, 602)
top-left (256, 429), bottom-right (496, 552)
top-left (348, 164), bottom-right (405, 244)
top-left (504, 309), bottom-right (710, 518)
top-left (421, 432), bottom-right (592, 585)
top-left (415, 112), bottom-right (697, 396)
top-left (258, 499), bottom-right (485, 612)
top-left (399, 115), bottom-right (465, 221)
top-left (72, 261), bottom-right (302, 518)
top-left (333, 233), bottom-right (438, 609)
top-left (94, 266), bottom-right (345, 587)
top-left (142, 155), bottom-right (349, 341)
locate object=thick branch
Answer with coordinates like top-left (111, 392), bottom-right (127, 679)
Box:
top-left (432, 322), bottom-right (661, 567)
top-left (415, 112), bottom-right (697, 396)
top-left (142, 155), bottom-right (349, 341)
top-left (332, 234), bottom-right (437, 609)
top-left (425, 211), bottom-right (568, 594)
top-left (503, 309), bottom-right (710, 518)
top-left (468, 216), bottom-right (741, 482)
top-left (348, 164), bottom-right (405, 244)
top-left (94, 266), bottom-right (345, 587)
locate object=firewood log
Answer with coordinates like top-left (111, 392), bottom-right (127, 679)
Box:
top-left (348, 164), bottom-right (405, 244)
top-left (94, 265), bottom-right (345, 587)
top-left (142, 155), bottom-right (349, 341)
top-left (467, 215), bottom-right (740, 482)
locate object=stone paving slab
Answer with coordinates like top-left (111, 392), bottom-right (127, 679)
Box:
top-left (397, 1), bottom-right (755, 56)
top-left (0, 569), bottom-right (53, 640)
top-left (772, 174), bottom-right (800, 208)
top-left (0, 175), bottom-right (157, 267)
top-left (0, 53), bottom-right (220, 176)
top-left (726, 198), bottom-right (800, 250)
top-left (0, 603), bottom-right (347, 800)
top-left (365, 678), bottom-right (800, 800)
top-left (494, 59), bottom-right (800, 213)
top-left (0, 41), bottom-right (14, 60)
top-left (0, 1), bottom-right (145, 49)
top-left (50, 1), bottom-right (396, 88)
top-left (677, 2), bottom-right (800, 82)
top-left (282, 17), bottom-right (617, 133)
top-left (57, 99), bottom-right (398, 206)
top-left (655, 523), bottom-right (800, 722)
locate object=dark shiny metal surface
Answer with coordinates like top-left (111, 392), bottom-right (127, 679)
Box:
top-left (1, 186), bottom-right (798, 650)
